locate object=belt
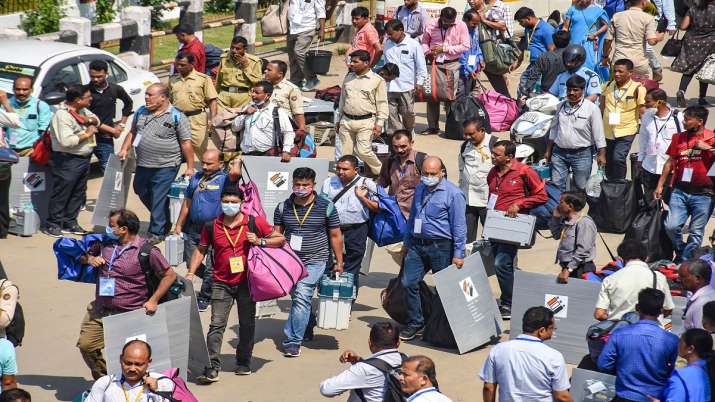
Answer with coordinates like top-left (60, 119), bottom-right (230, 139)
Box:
top-left (341, 222), bottom-right (367, 230)
top-left (221, 86), bottom-right (249, 93)
top-left (435, 58), bottom-right (460, 65)
top-left (182, 109), bottom-right (204, 117)
top-left (344, 112), bottom-right (374, 120)
top-left (554, 145), bottom-right (593, 153)
top-left (411, 237), bottom-right (453, 246)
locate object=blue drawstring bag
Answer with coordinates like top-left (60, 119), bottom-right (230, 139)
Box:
top-left (596, 65), bottom-right (610, 83)
top-left (369, 187), bottom-right (407, 247)
top-left (54, 234), bottom-right (103, 283)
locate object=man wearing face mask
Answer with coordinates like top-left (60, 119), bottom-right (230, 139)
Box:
top-left (274, 167), bottom-right (344, 357)
top-left (215, 35), bottom-right (263, 109)
top-left (78, 209), bottom-right (177, 380)
top-left (656, 106), bottom-right (715, 262)
top-left (189, 186), bottom-right (284, 382)
top-left (232, 81), bottom-right (295, 162)
top-left (400, 156), bottom-right (466, 341)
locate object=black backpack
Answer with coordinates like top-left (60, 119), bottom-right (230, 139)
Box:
top-left (356, 353), bottom-right (409, 402)
top-left (0, 280), bottom-right (23, 347)
top-left (137, 242), bottom-right (184, 303)
top-left (444, 96), bottom-right (492, 140)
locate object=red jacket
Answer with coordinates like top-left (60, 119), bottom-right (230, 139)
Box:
top-left (487, 160), bottom-right (548, 212)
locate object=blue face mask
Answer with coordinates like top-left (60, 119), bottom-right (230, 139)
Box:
top-left (222, 202), bottom-right (241, 216)
top-left (105, 226), bottom-right (120, 240)
top-left (421, 176), bottom-right (440, 187)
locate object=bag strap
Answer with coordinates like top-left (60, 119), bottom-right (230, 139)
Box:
top-left (138, 241), bottom-right (156, 296)
top-left (415, 151), bottom-right (427, 175)
top-left (651, 267), bottom-right (657, 290)
top-left (673, 110), bottom-right (682, 133)
top-left (272, 107), bottom-right (283, 151)
top-left (332, 176), bottom-right (361, 204)
top-left (598, 233), bottom-right (616, 261)
top-left (674, 371), bottom-right (691, 402)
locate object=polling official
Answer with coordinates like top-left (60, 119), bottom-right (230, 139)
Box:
top-left (400, 156), bottom-right (466, 341)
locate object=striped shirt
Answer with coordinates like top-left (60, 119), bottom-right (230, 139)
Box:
top-left (274, 193), bottom-right (341, 264)
top-left (132, 105), bottom-right (191, 168)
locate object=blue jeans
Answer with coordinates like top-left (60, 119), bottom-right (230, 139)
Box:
top-left (283, 261), bottom-right (326, 348)
top-left (183, 223), bottom-right (214, 302)
top-left (401, 240), bottom-right (453, 328)
top-left (551, 146), bottom-right (594, 192)
top-left (133, 165), bottom-right (179, 236)
top-left (494, 242), bottom-right (518, 307)
top-left (92, 141), bottom-right (114, 173)
top-left (664, 188), bottom-right (714, 261)
top-left (605, 135), bottom-right (635, 180)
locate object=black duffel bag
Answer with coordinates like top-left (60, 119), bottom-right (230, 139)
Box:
top-left (381, 261), bottom-right (434, 326)
top-left (624, 199), bottom-right (674, 262)
top-left (444, 95), bottom-right (492, 140)
top-left (587, 179), bottom-right (639, 234)
top-left (422, 292), bottom-right (457, 349)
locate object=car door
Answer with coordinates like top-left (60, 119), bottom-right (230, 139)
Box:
top-left (38, 57), bottom-right (86, 106)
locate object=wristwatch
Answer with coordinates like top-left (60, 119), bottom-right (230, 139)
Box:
top-left (260, 238), bottom-right (266, 247)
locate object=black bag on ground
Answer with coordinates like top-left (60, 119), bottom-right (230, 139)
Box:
top-left (422, 293), bottom-right (457, 349)
top-left (444, 96), bottom-right (492, 140)
top-left (381, 261), bottom-right (434, 326)
top-left (587, 179), bottom-right (639, 234)
top-left (624, 199), bottom-right (674, 262)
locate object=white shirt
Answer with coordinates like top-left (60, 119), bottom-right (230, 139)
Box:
top-left (319, 349), bottom-right (403, 402)
top-left (595, 260), bottom-right (675, 320)
top-left (479, 334), bottom-right (570, 402)
top-left (637, 107), bottom-right (682, 175)
top-left (407, 387), bottom-right (454, 402)
top-left (321, 175), bottom-right (378, 225)
top-left (382, 36), bottom-right (428, 93)
top-left (288, 0), bottom-right (326, 34)
top-left (684, 285), bottom-right (715, 330)
top-left (458, 135), bottom-right (494, 207)
top-left (232, 103), bottom-right (295, 154)
top-left (85, 373), bottom-right (174, 402)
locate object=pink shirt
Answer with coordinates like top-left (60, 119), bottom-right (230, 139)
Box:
top-left (349, 23), bottom-right (380, 64)
top-left (420, 19), bottom-right (470, 61)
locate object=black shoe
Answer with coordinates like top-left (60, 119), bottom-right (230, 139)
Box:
top-left (62, 224), bottom-right (88, 235)
top-left (235, 364), bottom-right (252, 375)
top-left (197, 367), bottom-right (220, 384)
top-left (698, 98), bottom-right (714, 107)
top-left (41, 226), bottom-right (63, 238)
top-left (419, 128), bottom-right (439, 136)
top-left (197, 298), bottom-right (210, 312)
top-left (677, 90), bottom-right (687, 108)
top-left (499, 304), bottom-right (512, 320)
top-left (399, 325), bottom-right (423, 341)
top-left (303, 312), bottom-right (317, 341)
top-left (146, 234), bottom-right (164, 245)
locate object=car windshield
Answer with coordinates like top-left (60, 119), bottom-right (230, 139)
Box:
top-left (0, 62), bottom-right (38, 93)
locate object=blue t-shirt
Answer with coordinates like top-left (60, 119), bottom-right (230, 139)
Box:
top-left (0, 338), bottom-right (17, 382)
top-left (548, 66), bottom-right (602, 99)
top-left (525, 20), bottom-right (555, 63)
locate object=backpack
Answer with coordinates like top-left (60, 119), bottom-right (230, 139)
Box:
top-left (586, 311), bottom-right (640, 363)
top-left (0, 280), bottom-right (24, 347)
top-left (355, 353), bottom-right (409, 402)
top-left (54, 234), bottom-right (103, 283)
top-left (138, 242), bottom-right (184, 303)
top-left (204, 44), bottom-right (223, 71)
top-left (444, 96), bottom-right (492, 140)
top-left (135, 105), bottom-right (181, 128)
top-left (368, 186), bottom-right (408, 247)
top-left (270, 107), bottom-right (317, 158)
top-left (518, 165), bottom-right (555, 230)
top-left (159, 367), bottom-right (200, 402)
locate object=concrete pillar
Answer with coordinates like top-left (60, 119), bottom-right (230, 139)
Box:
top-left (59, 16), bottom-right (92, 46)
top-left (61, 0), bottom-right (81, 17)
top-left (183, 0), bottom-right (204, 41)
top-left (120, 6), bottom-right (152, 70)
top-left (234, 0), bottom-right (257, 53)
top-left (0, 28), bottom-right (28, 40)
top-left (78, 0), bottom-right (97, 23)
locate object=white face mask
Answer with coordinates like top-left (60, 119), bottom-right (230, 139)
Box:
top-left (221, 202), bottom-right (241, 216)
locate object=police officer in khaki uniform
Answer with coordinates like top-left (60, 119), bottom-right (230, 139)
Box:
top-left (264, 60), bottom-right (306, 132)
top-left (169, 51), bottom-right (218, 158)
top-left (215, 36), bottom-right (263, 109)
top-left (336, 50), bottom-right (388, 176)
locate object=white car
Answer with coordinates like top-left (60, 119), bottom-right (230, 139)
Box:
top-left (0, 39), bottom-right (158, 133)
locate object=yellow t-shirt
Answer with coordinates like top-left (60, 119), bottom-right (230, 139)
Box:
top-left (603, 80), bottom-right (646, 139)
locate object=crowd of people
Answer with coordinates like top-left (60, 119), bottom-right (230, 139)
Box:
top-left (0, 0), bottom-right (715, 400)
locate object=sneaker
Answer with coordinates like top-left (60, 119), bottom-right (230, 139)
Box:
top-left (146, 234), bottom-right (164, 245)
top-left (399, 325), bottom-right (423, 341)
top-left (677, 90), bottom-right (687, 108)
top-left (196, 367), bottom-right (220, 384)
top-left (302, 78), bottom-right (320, 92)
top-left (419, 128), bottom-right (439, 136)
top-left (235, 364), bottom-right (252, 375)
top-left (283, 345), bottom-right (301, 357)
top-left (197, 299), bottom-right (210, 312)
top-left (698, 98), bottom-right (714, 107)
top-left (41, 226), bottom-right (63, 238)
top-left (499, 304), bottom-right (512, 320)
top-left (62, 224), bottom-right (88, 235)
top-left (652, 68), bottom-right (663, 82)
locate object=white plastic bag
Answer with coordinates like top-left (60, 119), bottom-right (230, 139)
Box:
top-left (586, 168), bottom-right (605, 198)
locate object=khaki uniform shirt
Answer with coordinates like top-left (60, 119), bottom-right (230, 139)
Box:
top-left (337, 70), bottom-right (388, 127)
top-left (271, 79), bottom-right (304, 116)
top-left (168, 70), bottom-right (218, 113)
top-left (215, 53), bottom-right (263, 91)
top-left (0, 280), bottom-right (18, 337)
top-left (606, 7), bottom-right (657, 70)
top-left (50, 103), bottom-right (98, 156)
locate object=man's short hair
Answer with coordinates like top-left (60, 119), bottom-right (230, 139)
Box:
top-left (646, 88), bottom-right (668, 102)
top-left (349, 50), bottom-right (371, 63)
top-left (493, 140), bottom-right (516, 158)
top-left (253, 80), bottom-right (274, 95)
top-left (121, 339), bottom-right (153, 359)
top-left (337, 154), bottom-right (360, 168)
top-left (703, 300), bottom-right (715, 327)
top-left (565, 75), bottom-right (587, 89)
top-left (687, 259), bottom-right (713, 283)
top-left (351, 6), bottom-right (369, 18)
top-left (391, 129), bottom-right (413, 143)
top-left (109, 209), bottom-right (140, 235)
top-left (231, 35), bottom-right (248, 47)
top-left (462, 118), bottom-right (485, 131)
top-left (463, 9), bottom-right (478, 23)
top-left (440, 7), bottom-right (457, 21)
top-left (514, 7), bottom-right (535, 20)
top-left (65, 84), bottom-right (89, 103)
top-left (173, 23), bottom-right (195, 35)
top-left (13, 75), bottom-right (32, 87)
top-left (638, 288), bottom-right (666, 317)
top-left (88, 59), bottom-right (108, 72)
top-left (403, 355), bottom-right (438, 387)
top-left (175, 51), bottom-right (195, 64)
top-left (0, 388), bottom-right (31, 402)
top-left (561, 191), bottom-right (586, 212)
top-left (269, 60), bottom-right (288, 76)
top-left (684, 106), bottom-right (709, 123)
top-left (385, 18), bottom-right (404, 32)
top-left (221, 185), bottom-right (244, 200)
top-left (293, 167), bottom-right (316, 182)
top-left (378, 63), bottom-right (400, 78)
top-left (553, 31), bottom-right (571, 48)
top-left (614, 58), bottom-right (634, 71)
top-left (522, 306), bottom-right (554, 333)
top-left (369, 322), bottom-right (400, 349)
top-left (617, 239), bottom-right (648, 261)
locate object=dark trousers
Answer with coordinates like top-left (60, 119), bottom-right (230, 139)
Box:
top-left (484, 71), bottom-right (511, 97)
top-left (206, 280), bottom-right (256, 369)
top-left (679, 74), bottom-right (709, 99)
top-left (92, 140), bottom-right (114, 173)
top-left (640, 167), bottom-right (671, 204)
top-left (401, 239), bottom-right (453, 328)
top-left (605, 135), bottom-right (636, 180)
top-left (47, 152), bottom-right (90, 229)
top-left (466, 206), bottom-right (487, 243)
top-left (133, 165), bottom-right (180, 236)
top-left (342, 222), bottom-right (369, 290)
top-left (0, 165), bottom-right (9, 238)
top-left (494, 242), bottom-right (518, 307)
top-left (183, 223), bottom-right (214, 302)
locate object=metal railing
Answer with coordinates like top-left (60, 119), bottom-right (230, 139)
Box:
top-left (0, 0), bottom-right (40, 14)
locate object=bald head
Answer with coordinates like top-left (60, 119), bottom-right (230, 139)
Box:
top-left (201, 149), bottom-right (223, 176)
top-left (420, 156), bottom-right (444, 188)
top-left (121, 340), bottom-right (152, 384)
top-left (145, 83), bottom-right (171, 112)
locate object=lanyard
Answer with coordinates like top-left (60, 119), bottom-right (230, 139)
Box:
top-left (612, 82), bottom-right (633, 106)
top-left (122, 383), bottom-right (145, 402)
top-left (560, 99), bottom-right (584, 116)
top-left (652, 111), bottom-right (673, 139)
top-left (292, 201), bottom-right (315, 227)
top-left (417, 188), bottom-right (436, 217)
top-left (515, 337), bottom-right (544, 343)
top-left (222, 223), bottom-right (246, 255)
top-left (109, 245), bottom-right (130, 272)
